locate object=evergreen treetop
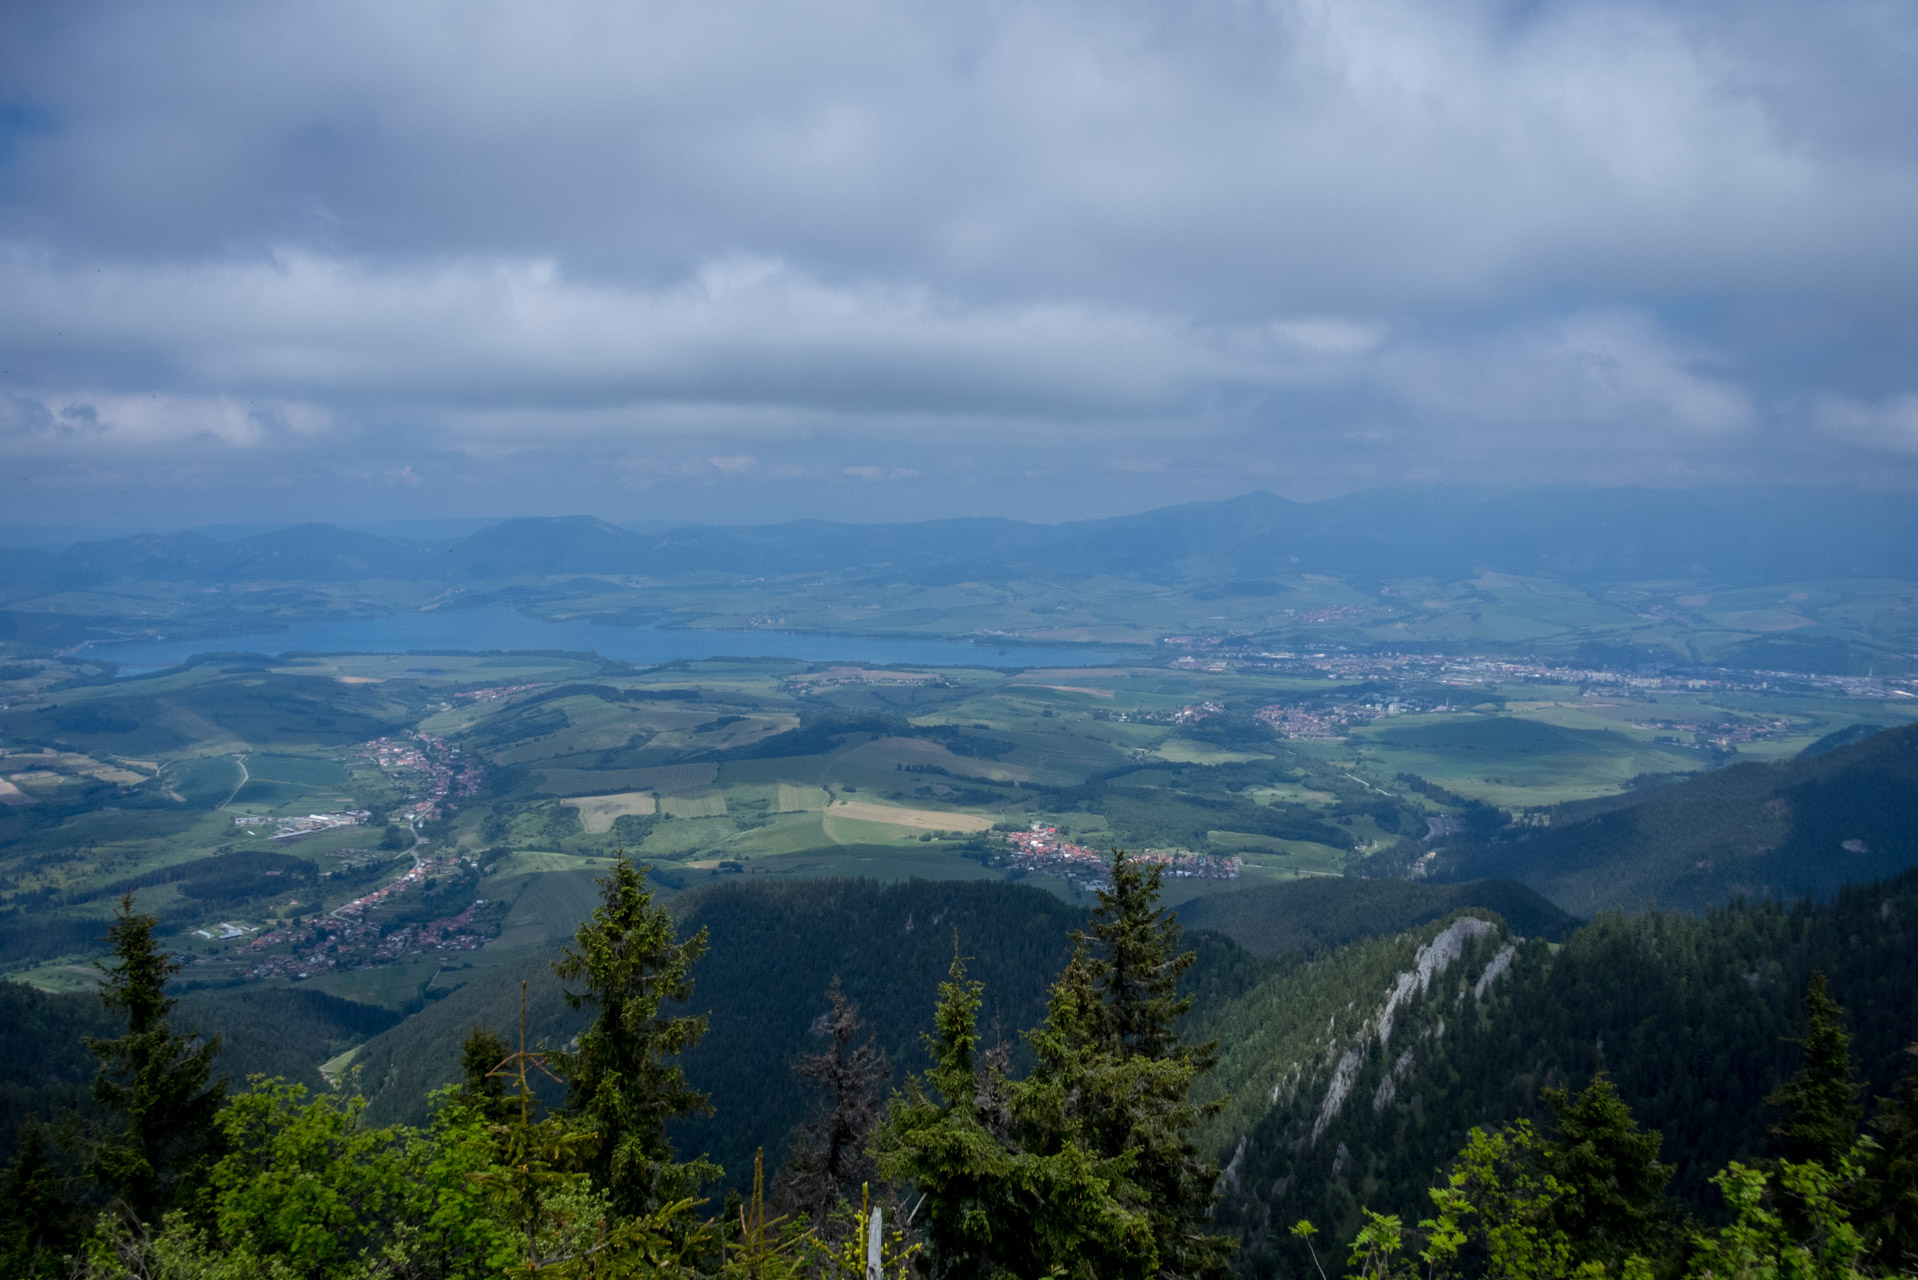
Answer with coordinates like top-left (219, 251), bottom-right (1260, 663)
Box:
top-left (1767, 971), bottom-right (1863, 1169)
top-left (85, 894), bottom-right (226, 1223)
top-left (1076, 848), bottom-right (1200, 1062)
top-left (552, 854), bottom-right (716, 1218)
top-left (1539, 1072), bottom-right (1676, 1268)
top-left (777, 977), bottom-right (888, 1231)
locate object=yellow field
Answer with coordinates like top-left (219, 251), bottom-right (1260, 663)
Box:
top-left (561, 791), bottom-right (658, 833)
top-left (775, 783), bottom-right (828, 812)
top-left (822, 800), bottom-right (994, 833)
top-left (1011, 683), bottom-right (1116, 698)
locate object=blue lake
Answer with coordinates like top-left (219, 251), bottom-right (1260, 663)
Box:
top-left (86, 605), bottom-right (1137, 672)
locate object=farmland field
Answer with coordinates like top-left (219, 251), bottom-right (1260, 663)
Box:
top-left (561, 791), bottom-right (657, 832)
top-left (0, 640), bottom-right (1912, 994)
top-left (822, 800), bottom-right (995, 833)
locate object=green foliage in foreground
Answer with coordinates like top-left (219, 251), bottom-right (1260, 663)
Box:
top-left (879, 851), bottom-right (1231, 1279)
top-left (0, 851), bottom-right (1240, 1279)
top-left (1295, 1081), bottom-right (1914, 1280)
top-left (1288, 979), bottom-right (1918, 1280)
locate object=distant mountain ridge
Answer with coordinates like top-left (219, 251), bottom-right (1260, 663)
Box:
top-left (4, 486), bottom-right (1915, 597)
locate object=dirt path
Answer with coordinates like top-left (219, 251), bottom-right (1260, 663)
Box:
top-left (217, 755), bottom-right (249, 810)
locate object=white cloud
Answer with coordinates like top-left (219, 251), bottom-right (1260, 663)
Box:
top-left (1378, 312), bottom-right (1753, 437)
top-left (0, 389), bottom-right (331, 455)
top-left (1816, 394), bottom-right (1918, 454)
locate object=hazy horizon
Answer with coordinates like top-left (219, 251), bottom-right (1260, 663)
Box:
top-left (3, 479), bottom-right (1912, 550)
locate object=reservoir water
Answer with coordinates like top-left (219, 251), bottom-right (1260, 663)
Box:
top-left (85, 605), bottom-right (1136, 672)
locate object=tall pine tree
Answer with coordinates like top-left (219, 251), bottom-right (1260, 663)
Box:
top-left (776, 978), bottom-right (888, 1231)
top-left (552, 855), bottom-right (716, 1218)
top-left (1857, 1044), bottom-right (1918, 1276)
top-left (85, 894), bottom-right (225, 1222)
top-left (1766, 971), bottom-right (1863, 1168)
top-left (1042, 848), bottom-right (1233, 1280)
top-left (881, 852), bottom-right (1232, 1279)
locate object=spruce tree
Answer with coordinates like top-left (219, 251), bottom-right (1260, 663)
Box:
top-left (776, 977), bottom-right (888, 1230)
top-left (552, 855), bottom-right (716, 1218)
top-left (85, 894), bottom-right (225, 1222)
top-left (1539, 1072), bottom-right (1675, 1269)
top-left (0, 1120), bottom-right (83, 1280)
top-left (881, 852), bottom-right (1231, 1279)
top-left (1042, 848), bottom-right (1232, 1280)
top-left (878, 950), bottom-right (1151, 1280)
top-left (1766, 971), bottom-right (1862, 1168)
top-left (878, 951), bottom-right (1012, 1275)
top-left (1077, 848), bottom-right (1199, 1059)
top-left (457, 1024), bottom-right (515, 1125)
top-left (1858, 1044), bottom-right (1918, 1276)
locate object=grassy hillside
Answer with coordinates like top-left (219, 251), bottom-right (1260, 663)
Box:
top-left (1431, 721), bottom-right (1918, 912)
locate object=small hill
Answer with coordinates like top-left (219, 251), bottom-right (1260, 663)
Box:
top-left (1176, 876), bottom-right (1578, 957)
top-left (221, 523), bottom-right (428, 581)
top-left (1431, 721), bottom-right (1918, 913)
top-left (443, 515), bottom-right (650, 578)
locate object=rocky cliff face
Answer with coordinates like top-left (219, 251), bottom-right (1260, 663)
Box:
top-left (1195, 911), bottom-right (1532, 1259)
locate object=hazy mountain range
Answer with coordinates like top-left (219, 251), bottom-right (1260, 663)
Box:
top-left (2, 487), bottom-right (1914, 596)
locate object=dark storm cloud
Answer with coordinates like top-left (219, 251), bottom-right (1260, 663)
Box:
top-left (1, 0), bottom-right (1916, 523)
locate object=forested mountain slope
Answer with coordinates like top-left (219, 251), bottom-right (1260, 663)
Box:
top-left (1177, 876), bottom-right (1578, 957)
top-left (1199, 867), bottom-right (1918, 1278)
top-left (1429, 720), bottom-right (1918, 913)
top-left (0, 982), bottom-right (400, 1165)
top-left (348, 876), bottom-right (1573, 1178)
top-left (349, 878), bottom-right (1113, 1182)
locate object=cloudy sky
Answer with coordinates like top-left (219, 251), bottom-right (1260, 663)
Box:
top-left (3, 0), bottom-right (1916, 529)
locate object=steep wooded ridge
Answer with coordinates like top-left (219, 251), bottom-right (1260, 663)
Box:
top-left (1427, 720), bottom-right (1918, 913)
top-left (1176, 876), bottom-right (1578, 957)
top-left (1200, 867), bottom-right (1918, 1276)
top-left (5, 486), bottom-right (1916, 594)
